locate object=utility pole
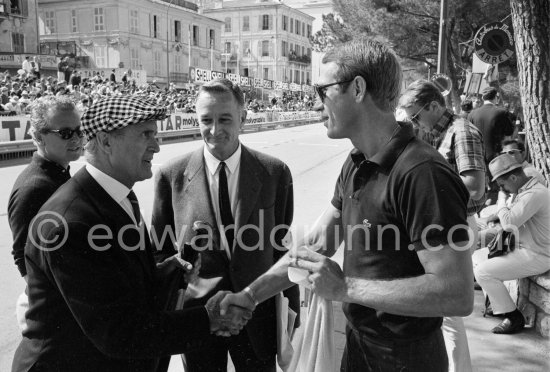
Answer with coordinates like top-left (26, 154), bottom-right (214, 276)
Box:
top-left (166, 0), bottom-right (176, 87)
top-left (437, 0), bottom-right (448, 74)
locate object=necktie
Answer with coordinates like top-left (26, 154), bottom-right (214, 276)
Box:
top-left (127, 190), bottom-right (141, 224)
top-left (218, 162), bottom-right (234, 249)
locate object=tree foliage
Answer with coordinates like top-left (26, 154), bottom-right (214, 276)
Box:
top-left (312, 0), bottom-right (512, 105)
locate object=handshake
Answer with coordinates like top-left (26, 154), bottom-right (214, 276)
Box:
top-left (204, 288), bottom-right (258, 337)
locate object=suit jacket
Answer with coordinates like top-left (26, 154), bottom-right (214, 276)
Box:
top-left (467, 103), bottom-right (514, 162)
top-left (13, 168), bottom-right (211, 372)
top-left (151, 145), bottom-right (300, 360)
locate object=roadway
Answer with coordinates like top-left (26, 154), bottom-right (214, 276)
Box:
top-left (0, 123), bottom-right (352, 371)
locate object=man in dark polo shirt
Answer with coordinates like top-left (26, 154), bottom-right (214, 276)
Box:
top-left (215, 38), bottom-right (474, 371)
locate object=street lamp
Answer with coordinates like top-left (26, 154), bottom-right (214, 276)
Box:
top-left (166, 0), bottom-right (176, 87)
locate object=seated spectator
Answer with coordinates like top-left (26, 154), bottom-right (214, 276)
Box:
top-left (500, 139), bottom-right (547, 186)
top-left (4, 96), bottom-right (23, 115)
top-left (473, 154), bottom-right (550, 334)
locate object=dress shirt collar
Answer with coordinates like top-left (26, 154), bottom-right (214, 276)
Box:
top-left (86, 163), bottom-right (131, 204)
top-left (203, 143), bottom-right (242, 176)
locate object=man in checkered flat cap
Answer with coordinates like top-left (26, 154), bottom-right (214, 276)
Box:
top-left (13, 95), bottom-right (252, 372)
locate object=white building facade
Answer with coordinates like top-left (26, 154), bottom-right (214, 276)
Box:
top-left (202, 0), bottom-right (314, 85)
top-left (0, 0), bottom-right (40, 54)
top-left (37, 0), bottom-right (223, 85)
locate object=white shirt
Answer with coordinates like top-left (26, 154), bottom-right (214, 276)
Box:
top-left (203, 144), bottom-right (241, 258)
top-left (86, 163), bottom-right (139, 225)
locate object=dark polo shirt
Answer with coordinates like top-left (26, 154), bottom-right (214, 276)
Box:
top-left (332, 122), bottom-right (469, 342)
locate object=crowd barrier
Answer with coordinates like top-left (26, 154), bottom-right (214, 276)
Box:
top-left (0, 111), bottom-right (322, 160)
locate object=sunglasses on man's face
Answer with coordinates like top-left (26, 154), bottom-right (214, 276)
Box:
top-left (42, 127), bottom-right (84, 140)
top-left (500, 149), bottom-right (522, 155)
top-left (314, 79), bottom-right (354, 103)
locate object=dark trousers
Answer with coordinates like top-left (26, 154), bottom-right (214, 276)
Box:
top-left (341, 326), bottom-right (448, 372)
top-left (185, 330), bottom-right (275, 372)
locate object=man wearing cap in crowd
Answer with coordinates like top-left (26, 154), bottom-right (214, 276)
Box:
top-left (8, 96), bottom-right (83, 332)
top-left (12, 95), bottom-right (252, 372)
top-left (151, 78), bottom-right (300, 371)
top-left (473, 154), bottom-right (550, 334)
top-left (499, 139), bottom-right (546, 186)
top-left (468, 86), bottom-right (515, 163)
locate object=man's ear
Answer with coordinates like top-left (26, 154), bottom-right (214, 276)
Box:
top-left (353, 76), bottom-right (368, 103)
top-left (95, 132), bottom-right (114, 154)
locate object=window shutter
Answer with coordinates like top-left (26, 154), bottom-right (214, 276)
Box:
top-left (269, 15), bottom-right (273, 30)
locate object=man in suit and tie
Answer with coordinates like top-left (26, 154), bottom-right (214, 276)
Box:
top-left (12, 95), bottom-right (250, 372)
top-left (151, 79), bottom-right (300, 371)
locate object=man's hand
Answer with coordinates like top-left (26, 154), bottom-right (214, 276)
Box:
top-left (289, 245), bottom-right (347, 302)
top-left (496, 190), bottom-right (509, 211)
top-left (218, 291), bottom-right (257, 317)
top-left (206, 291), bottom-right (253, 336)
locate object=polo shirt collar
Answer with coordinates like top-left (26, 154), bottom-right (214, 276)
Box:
top-left (431, 109), bottom-right (454, 137)
top-left (34, 152), bottom-right (70, 175)
top-left (351, 122), bottom-right (415, 171)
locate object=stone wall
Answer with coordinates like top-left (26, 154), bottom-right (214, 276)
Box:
top-left (508, 270), bottom-right (550, 337)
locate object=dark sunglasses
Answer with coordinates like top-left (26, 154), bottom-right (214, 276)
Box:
top-left (42, 127), bottom-right (84, 140)
top-left (314, 79), bottom-right (354, 103)
top-left (409, 102), bottom-right (430, 124)
top-left (500, 149), bottom-right (522, 155)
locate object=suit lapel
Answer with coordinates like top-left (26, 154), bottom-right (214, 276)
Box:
top-left (73, 168), bottom-right (155, 279)
top-left (184, 149), bottom-right (229, 263)
top-left (234, 147), bottom-right (262, 238)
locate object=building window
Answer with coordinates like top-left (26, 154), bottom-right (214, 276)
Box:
top-left (95, 46), bottom-right (106, 67)
top-left (302, 23), bottom-right (305, 37)
top-left (71, 10), bottom-right (78, 33)
top-left (281, 40), bottom-right (287, 57)
top-left (294, 70), bottom-right (299, 83)
top-left (301, 46), bottom-right (305, 56)
top-left (224, 17), bottom-right (231, 32)
top-left (174, 20), bottom-right (181, 42)
top-left (44, 11), bottom-right (56, 34)
top-left (282, 15), bottom-right (288, 31)
top-left (94, 8), bottom-right (104, 31)
top-left (130, 10), bottom-right (139, 34)
top-left (175, 54), bottom-right (182, 73)
top-left (263, 67), bottom-right (269, 80)
top-left (154, 51), bottom-right (161, 75)
top-left (224, 41), bottom-right (231, 54)
top-left (209, 29), bottom-right (215, 49)
top-left (10, 0), bottom-right (21, 15)
top-left (243, 40), bottom-right (250, 56)
top-left (261, 14), bottom-right (271, 30)
top-left (153, 15), bottom-right (158, 38)
top-left (261, 40), bottom-right (269, 57)
top-left (301, 71), bottom-right (305, 84)
top-left (242, 16), bottom-right (249, 31)
top-left (130, 47), bottom-right (140, 69)
top-left (290, 18), bottom-right (293, 33)
top-left (193, 25), bottom-right (199, 46)
top-left (307, 24), bottom-right (311, 38)
top-left (12, 32), bottom-right (24, 53)
top-left (295, 20), bottom-right (300, 35)
top-left (307, 48), bottom-right (311, 57)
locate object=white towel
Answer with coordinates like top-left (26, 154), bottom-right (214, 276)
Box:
top-left (287, 291), bottom-right (335, 372)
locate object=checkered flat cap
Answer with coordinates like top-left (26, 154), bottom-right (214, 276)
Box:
top-left (81, 95), bottom-right (168, 141)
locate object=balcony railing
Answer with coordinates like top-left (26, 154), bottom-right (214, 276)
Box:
top-left (289, 53), bottom-right (311, 65)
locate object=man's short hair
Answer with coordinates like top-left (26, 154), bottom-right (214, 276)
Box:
top-left (502, 139), bottom-right (525, 152)
top-left (197, 78), bottom-right (244, 108)
top-left (322, 38), bottom-right (402, 112)
top-left (398, 79), bottom-right (445, 109)
top-left (28, 96), bottom-right (78, 138)
top-left (461, 99), bottom-right (473, 112)
top-left (482, 86), bottom-right (498, 101)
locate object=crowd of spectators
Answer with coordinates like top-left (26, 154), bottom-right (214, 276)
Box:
top-left (1, 69), bottom-right (315, 117)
